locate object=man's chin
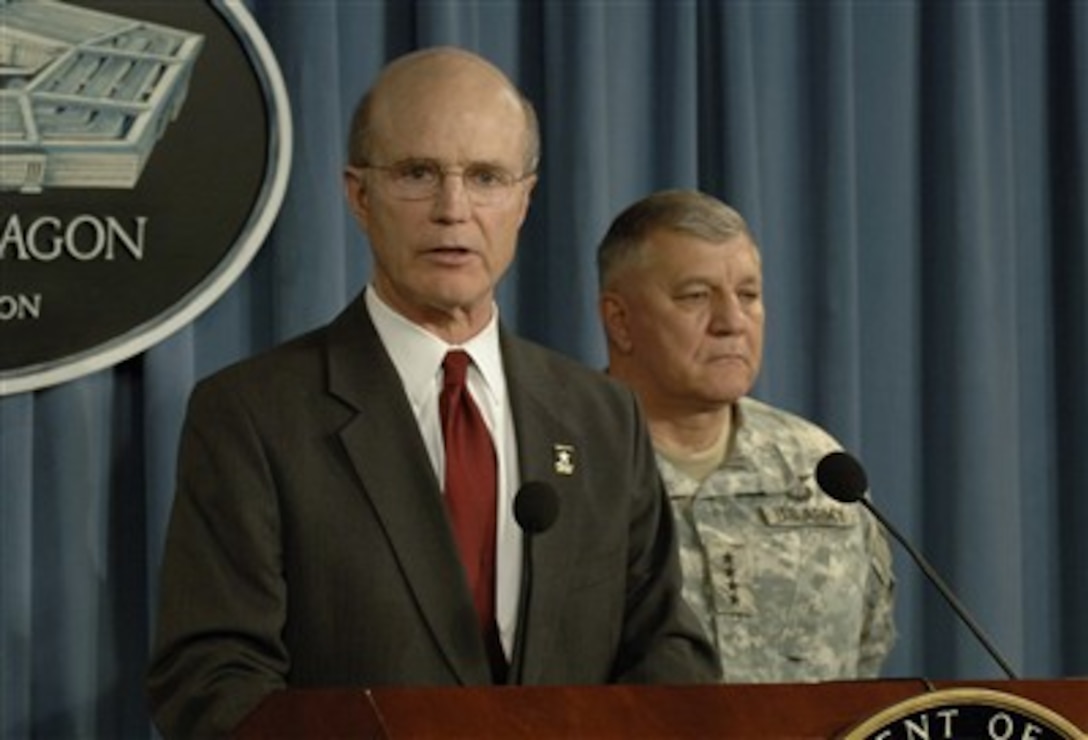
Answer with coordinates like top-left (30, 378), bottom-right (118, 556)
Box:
top-left (702, 381), bottom-right (752, 406)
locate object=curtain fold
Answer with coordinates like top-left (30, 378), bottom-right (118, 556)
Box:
top-left (2, 1), bottom-right (1085, 736)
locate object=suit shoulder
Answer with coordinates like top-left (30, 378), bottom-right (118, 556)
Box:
top-left (504, 335), bottom-right (630, 397)
top-left (193, 324), bottom-right (330, 398)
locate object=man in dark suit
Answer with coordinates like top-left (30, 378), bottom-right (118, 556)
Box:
top-left (146, 47), bottom-right (719, 738)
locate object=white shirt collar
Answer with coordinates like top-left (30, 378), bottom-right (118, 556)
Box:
top-left (364, 286), bottom-right (505, 412)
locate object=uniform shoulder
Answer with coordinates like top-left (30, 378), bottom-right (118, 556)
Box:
top-left (738, 396), bottom-right (841, 462)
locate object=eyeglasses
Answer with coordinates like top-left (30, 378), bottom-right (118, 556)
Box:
top-left (354, 158), bottom-right (533, 206)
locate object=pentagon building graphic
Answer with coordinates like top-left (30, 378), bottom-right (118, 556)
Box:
top-left (0, 0), bottom-right (203, 193)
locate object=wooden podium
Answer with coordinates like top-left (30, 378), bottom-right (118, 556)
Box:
top-left (235, 679), bottom-right (1088, 738)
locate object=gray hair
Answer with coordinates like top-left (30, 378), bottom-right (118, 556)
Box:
top-left (597, 189), bottom-right (756, 289)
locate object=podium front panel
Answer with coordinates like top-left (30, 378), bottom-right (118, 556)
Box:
top-left (234, 679), bottom-right (1088, 738)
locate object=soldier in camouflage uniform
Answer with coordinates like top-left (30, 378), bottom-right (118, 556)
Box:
top-left (597, 189), bottom-right (896, 681)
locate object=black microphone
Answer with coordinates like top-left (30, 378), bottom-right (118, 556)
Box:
top-left (508, 481), bottom-right (560, 685)
top-left (514, 481), bottom-right (560, 536)
top-left (815, 451), bottom-right (1019, 680)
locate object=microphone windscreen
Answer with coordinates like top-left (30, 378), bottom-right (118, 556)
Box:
top-left (815, 451), bottom-right (869, 503)
top-left (514, 481), bottom-right (560, 535)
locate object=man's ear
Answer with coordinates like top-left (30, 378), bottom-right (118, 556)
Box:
top-left (599, 292), bottom-right (634, 353)
top-left (513, 173), bottom-right (538, 228)
top-left (343, 167), bottom-right (369, 226)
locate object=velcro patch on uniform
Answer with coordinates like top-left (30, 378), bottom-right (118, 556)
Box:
top-left (759, 503), bottom-right (856, 528)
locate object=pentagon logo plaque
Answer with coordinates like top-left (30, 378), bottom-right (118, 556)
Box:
top-left (0, 0), bottom-right (292, 394)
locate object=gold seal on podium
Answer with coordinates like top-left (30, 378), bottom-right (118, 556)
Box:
top-left (842, 687), bottom-right (1085, 740)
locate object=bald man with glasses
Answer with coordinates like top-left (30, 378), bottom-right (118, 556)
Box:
top-left (147, 47), bottom-right (719, 739)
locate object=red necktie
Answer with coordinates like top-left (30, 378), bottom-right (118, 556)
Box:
top-left (439, 350), bottom-right (502, 674)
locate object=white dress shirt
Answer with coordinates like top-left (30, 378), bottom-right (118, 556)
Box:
top-left (364, 286), bottom-right (523, 656)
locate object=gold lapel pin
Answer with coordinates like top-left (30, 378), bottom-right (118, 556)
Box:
top-left (553, 444), bottom-right (575, 475)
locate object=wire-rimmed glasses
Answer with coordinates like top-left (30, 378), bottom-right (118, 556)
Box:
top-left (352, 158), bottom-right (534, 206)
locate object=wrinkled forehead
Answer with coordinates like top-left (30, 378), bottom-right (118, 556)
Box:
top-left (643, 229), bottom-right (762, 269)
top-left (624, 234), bottom-right (760, 295)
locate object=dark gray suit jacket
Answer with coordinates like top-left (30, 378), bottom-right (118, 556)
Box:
top-left (146, 293), bottom-right (719, 738)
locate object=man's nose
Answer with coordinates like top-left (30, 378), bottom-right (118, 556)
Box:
top-left (710, 293), bottom-right (744, 332)
top-left (430, 171), bottom-right (472, 221)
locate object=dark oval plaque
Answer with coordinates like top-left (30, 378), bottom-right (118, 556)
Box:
top-left (0, 0), bottom-right (291, 394)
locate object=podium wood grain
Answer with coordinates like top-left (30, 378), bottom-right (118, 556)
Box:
top-left (234, 679), bottom-right (1088, 738)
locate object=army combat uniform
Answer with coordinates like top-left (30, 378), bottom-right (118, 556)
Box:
top-left (661, 396), bottom-right (897, 682)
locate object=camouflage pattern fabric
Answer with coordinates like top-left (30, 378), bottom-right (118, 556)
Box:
top-left (662, 396), bottom-right (897, 682)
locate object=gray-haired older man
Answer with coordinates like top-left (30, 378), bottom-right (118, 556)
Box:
top-left (598, 189), bottom-right (896, 682)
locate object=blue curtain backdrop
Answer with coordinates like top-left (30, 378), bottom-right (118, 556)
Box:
top-left (2, 0), bottom-right (1086, 736)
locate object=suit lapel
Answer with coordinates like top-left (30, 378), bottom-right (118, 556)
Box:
top-left (501, 333), bottom-right (583, 683)
top-left (325, 297), bottom-right (492, 684)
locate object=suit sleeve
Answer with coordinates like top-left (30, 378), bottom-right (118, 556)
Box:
top-left (146, 379), bottom-right (289, 739)
top-left (609, 392), bottom-right (722, 684)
